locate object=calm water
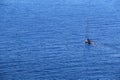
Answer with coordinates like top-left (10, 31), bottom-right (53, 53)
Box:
top-left (0, 0), bottom-right (120, 80)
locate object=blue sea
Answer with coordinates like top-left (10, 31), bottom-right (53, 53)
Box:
top-left (0, 0), bottom-right (120, 80)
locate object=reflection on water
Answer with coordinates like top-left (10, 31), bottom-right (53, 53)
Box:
top-left (0, 0), bottom-right (120, 80)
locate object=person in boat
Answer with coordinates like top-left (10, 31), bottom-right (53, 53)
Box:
top-left (85, 38), bottom-right (96, 45)
top-left (85, 38), bottom-right (92, 44)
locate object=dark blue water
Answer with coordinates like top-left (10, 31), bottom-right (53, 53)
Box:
top-left (0, 0), bottom-right (120, 80)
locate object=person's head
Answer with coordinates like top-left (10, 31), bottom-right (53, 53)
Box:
top-left (87, 38), bottom-right (90, 41)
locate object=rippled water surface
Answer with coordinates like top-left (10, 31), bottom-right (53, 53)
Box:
top-left (0, 0), bottom-right (120, 80)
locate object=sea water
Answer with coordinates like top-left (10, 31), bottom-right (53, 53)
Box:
top-left (0, 0), bottom-right (120, 80)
